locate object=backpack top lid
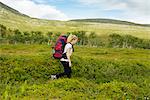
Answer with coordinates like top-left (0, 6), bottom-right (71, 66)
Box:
top-left (58, 35), bottom-right (67, 41)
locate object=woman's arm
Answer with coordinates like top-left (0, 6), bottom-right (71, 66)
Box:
top-left (66, 48), bottom-right (72, 67)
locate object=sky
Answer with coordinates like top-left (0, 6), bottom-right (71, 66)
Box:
top-left (0, 0), bottom-right (150, 24)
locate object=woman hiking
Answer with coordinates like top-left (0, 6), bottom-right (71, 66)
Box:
top-left (51, 34), bottom-right (78, 79)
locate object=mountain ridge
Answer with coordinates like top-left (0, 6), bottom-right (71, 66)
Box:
top-left (70, 18), bottom-right (150, 27)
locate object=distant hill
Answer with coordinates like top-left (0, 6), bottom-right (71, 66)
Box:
top-left (0, 2), bottom-right (150, 39)
top-left (70, 19), bottom-right (150, 27)
top-left (0, 2), bottom-right (30, 18)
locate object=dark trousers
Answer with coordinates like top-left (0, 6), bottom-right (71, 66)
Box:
top-left (56, 61), bottom-right (72, 78)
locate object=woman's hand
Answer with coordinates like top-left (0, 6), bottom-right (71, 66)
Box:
top-left (69, 61), bottom-right (71, 67)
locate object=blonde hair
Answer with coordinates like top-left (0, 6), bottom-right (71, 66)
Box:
top-left (67, 34), bottom-right (78, 43)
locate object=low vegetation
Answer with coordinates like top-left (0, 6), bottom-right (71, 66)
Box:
top-left (0, 44), bottom-right (150, 99)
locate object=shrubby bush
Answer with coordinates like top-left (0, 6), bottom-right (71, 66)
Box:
top-left (0, 45), bottom-right (149, 99)
top-left (1, 24), bottom-right (150, 49)
top-left (108, 33), bottom-right (150, 49)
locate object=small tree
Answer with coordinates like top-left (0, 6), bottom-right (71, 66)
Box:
top-left (109, 34), bottom-right (123, 48)
top-left (13, 29), bottom-right (22, 44)
top-left (88, 32), bottom-right (96, 46)
top-left (47, 32), bottom-right (54, 45)
top-left (23, 31), bottom-right (30, 44)
top-left (0, 24), bottom-right (7, 38)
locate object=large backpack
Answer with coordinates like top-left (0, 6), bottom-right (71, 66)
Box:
top-left (53, 35), bottom-right (67, 59)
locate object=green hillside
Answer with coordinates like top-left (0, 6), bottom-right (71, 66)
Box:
top-left (0, 44), bottom-right (150, 99)
top-left (0, 2), bottom-right (150, 39)
top-left (0, 2), bottom-right (29, 18)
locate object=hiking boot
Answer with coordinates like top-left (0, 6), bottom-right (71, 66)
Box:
top-left (51, 75), bottom-right (57, 80)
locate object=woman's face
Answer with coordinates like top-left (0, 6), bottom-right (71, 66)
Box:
top-left (71, 38), bottom-right (78, 45)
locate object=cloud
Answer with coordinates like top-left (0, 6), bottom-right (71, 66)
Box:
top-left (78, 0), bottom-right (150, 24)
top-left (77, 0), bottom-right (127, 10)
top-left (77, 0), bottom-right (150, 12)
top-left (32, 0), bottom-right (64, 4)
top-left (32, 0), bottom-right (48, 4)
top-left (0, 0), bottom-right (69, 20)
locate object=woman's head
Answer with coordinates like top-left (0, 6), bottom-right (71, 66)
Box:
top-left (67, 34), bottom-right (78, 45)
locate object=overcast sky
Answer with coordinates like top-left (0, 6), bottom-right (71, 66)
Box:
top-left (1, 0), bottom-right (150, 24)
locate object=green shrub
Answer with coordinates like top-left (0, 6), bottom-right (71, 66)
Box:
top-left (0, 44), bottom-right (149, 99)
